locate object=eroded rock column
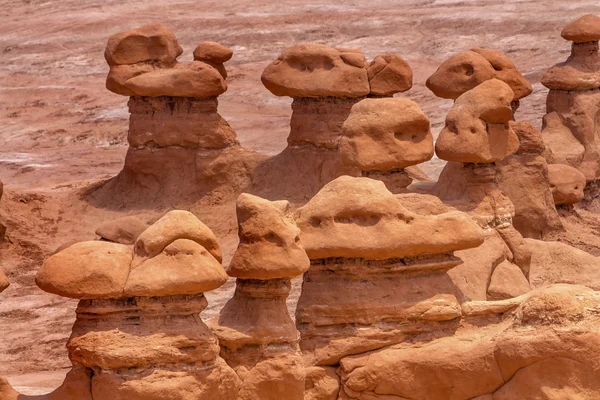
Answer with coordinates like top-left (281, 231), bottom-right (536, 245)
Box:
top-left (211, 193), bottom-right (309, 400)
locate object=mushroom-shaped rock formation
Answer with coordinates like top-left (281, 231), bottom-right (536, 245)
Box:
top-left (17, 211), bottom-right (239, 399)
top-left (92, 24), bottom-right (262, 206)
top-left (294, 176), bottom-right (484, 365)
top-left (95, 216), bottom-right (148, 245)
top-left (496, 122), bottom-right (564, 238)
top-left (339, 97), bottom-right (433, 192)
top-left (541, 15), bottom-right (600, 182)
top-left (548, 163), bottom-right (587, 205)
top-left (210, 193), bottom-right (309, 400)
top-left (426, 48), bottom-right (532, 109)
top-left (435, 79), bottom-right (519, 164)
top-left (251, 45), bottom-right (415, 201)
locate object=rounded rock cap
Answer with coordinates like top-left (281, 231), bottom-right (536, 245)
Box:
top-left (228, 193), bottom-right (310, 280)
top-left (193, 41), bottom-right (233, 64)
top-left (561, 14), bottom-right (600, 43)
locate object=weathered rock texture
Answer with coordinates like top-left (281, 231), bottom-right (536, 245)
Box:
top-left (95, 216), bottom-right (148, 245)
top-left (496, 122), bottom-right (564, 238)
top-left (93, 24), bottom-right (262, 206)
top-left (5, 210), bottom-right (240, 399)
top-left (252, 45), bottom-right (416, 201)
top-left (339, 97), bottom-right (433, 192)
top-left (541, 15), bottom-right (600, 181)
top-left (0, 270), bottom-right (8, 293)
top-left (211, 193), bottom-right (309, 400)
top-left (426, 47), bottom-right (532, 111)
top-left (294, 176), bottom-right (484, 366)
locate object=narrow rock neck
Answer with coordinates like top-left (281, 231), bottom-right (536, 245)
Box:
top-left (288, 97), bottom-right (363, 149)
top-left (234, 278), bottom-right (291, 299)
top-left (571, 41), bottom-right (599, 58)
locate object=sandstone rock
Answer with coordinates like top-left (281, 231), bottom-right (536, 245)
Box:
top-left (127, 96), bottom-right (238, 149)
top-left (487, 260), bottom-right (530, 300)
top-left (367, 54), bottom-right (413, 96)
top-left (133, 210), bottom-right (222, 267)
top-left (542, 41), bottom-right (600, 91)
top-left (541, 112), bottom-right (585, 167)
top-left (36, 241), bottom-right (131, 299)
top-left (0, 270), bottom-right (8, 293)
top-left (561, 14), bottom-right (600, 43)
top-left (305, 366), bottom-right (340, 400)
top-left (261, 44), bottom-right (370, 98)
top-left (193, 41), bottom-right (233, 64)
top-left (295, 176), bottom-right (484, 260)
top-left (426, 49), bottom-right (531, 100)
top-left (0, 369), bottom-right (93, 400)
top-left (124, 239), bottom-right (227, 296)
top-left (123, 62), bottom-right (227, 98)
top-left (547, 163), bottom-right (586, 204)
top-left (497, 122), bottom-right (563, 239)
top-left (106, 63), bottom-right (158, 96)
top-left (228, 193), bottom-right (310, 280)
top-left (471, 48), bottom-right (533, 100)
top-left (95, 216), bottom-right (148, 245)
top-left (339, 98), bottom-right (433, 171)
top-left (212, 193), bottom-right (308, 400)
top-left (435, 79), bottom-right (519, 163)
top-left (105, 23), bottom-right (182, 66)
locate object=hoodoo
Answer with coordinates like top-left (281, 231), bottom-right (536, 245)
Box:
top-left (252, 44), bottom-right (414, 201)
top-left (211, 193), bottom-right (309, 400)
top-left (1, 211), bottom-right (240, 399)
top-left (541, 14), bottom-right (600, 182)
top-left (92, 24), bottom-right (261, 206)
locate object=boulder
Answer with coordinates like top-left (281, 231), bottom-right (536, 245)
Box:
top-left (367, 54), bottom-right (413, 96)
top-left (36, 241), bottom-right (131, 299)
top-left (487, 260), bottom-right (530, 300)
top-left (561, 14), bottom-right (600, 43)
top-left (339, 98), bottom-right (433, 171)
top-left (547, 163), bottom-right (586, 205)
top-left (261, 44), bottom-right (370, 98)
top-left (104, 23), bottom-right (182, 66)
top-left (435, 79), bottom-right (519, 163)
top-left (193, 41), bottom-right (233, 64)
top-left (295, 176), bottom-right (484, 260)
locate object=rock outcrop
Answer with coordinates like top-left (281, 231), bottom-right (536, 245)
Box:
top-left (92, 24), bottom-right (262, 206)
top-left (252, 44), bottom-right (414, 201)
top-left (294, 176), bottom-right (484, 366)
top-left (548, 163), bottom-right (587, 205)
top-left (541, 14), bottom-right (600, 182)
top-left (339, 97), bottom-right (433, 192)
top-left (210, 193), bottom-right (309, 400)
top-left (4, 210), bottom-right (240, 399)
top-left (0, 270), bottom-right (8, 293)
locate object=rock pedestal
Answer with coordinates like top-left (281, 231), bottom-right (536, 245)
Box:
top-left (91, 24), bottom-right (261, 206)
top-left (541, 15), bottom-right (600, 182)
top-left (211, 193), bottom-right (309, 400)
top-left (3, 210), bottom-right (239, 400)
top-left (252, 44), bottom-right (414, 201)
top-left (294, 176), bottom-right (484, 366)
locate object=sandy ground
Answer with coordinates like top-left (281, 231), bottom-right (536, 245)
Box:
top-left (1, 0), bottom-right (600, 394)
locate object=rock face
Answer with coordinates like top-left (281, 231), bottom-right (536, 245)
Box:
top-left (0, 270), bottom-right (8, 293)
top-left (338, 285), bottom-right (600, 400)
top-left (339, 97), bottom-right (433, 192)
top-left (15, 211), bottom-right (240, 399)
top-left (541, 15), bottom-right (600, 181)
top-left (426, 48), bottom-right (532, 107)
top-left (496, 122), bottom-right (564, 238)
top-left (210, 193), bottom-right (309, 400)
top-left (93, 24), bottom-right (262, 206)
top-left (547, 163), bottom-right (587, 205)
top-left (295, 176), bottom-right (484, 365)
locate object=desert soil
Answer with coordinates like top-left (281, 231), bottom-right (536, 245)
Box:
top-left (1, 0), bottom-right (600, 394)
